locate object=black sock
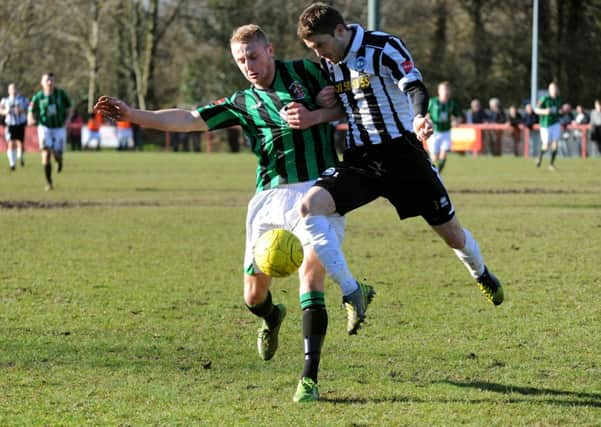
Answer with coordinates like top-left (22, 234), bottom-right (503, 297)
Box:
top-left (537, 150), bottom-right (545, 165)
top-left (550, 149), bottom-right (557, 165)
top-left (44, 163), bottom-right (52, 184)
top-left (437, 158), bottom-right (446, 172)
top-left (301, 306), bottom-right (328, 382)
top-left (246, 291), bottom-right (280, 328)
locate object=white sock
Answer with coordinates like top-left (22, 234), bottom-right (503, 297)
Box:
top-left (17, 146), bottom-right (22, 160)
top-left (7, 149), bottom-right (16, 167)
top-left (452, 228), bottom-right (485, 279)
top-left (303, 215), bottom-right (358, 296)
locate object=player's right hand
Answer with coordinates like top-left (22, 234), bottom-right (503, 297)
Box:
top-left (94, 96), bottom-right (131, 121)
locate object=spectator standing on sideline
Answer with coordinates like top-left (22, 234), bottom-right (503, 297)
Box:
top-left (522, 103), bottom-right (539, 156)
top-left (0, 83), bottom-right (29, 170)
top-left (590, 99), bottom-right (601, 155)
top-left (487, 97), bottom-right (506, 156)
top-left (85, 111), bottom-right (102, 150)
top-left (117, 120), bottom-right (133, 150)
top-left (534, 82), bottom-right (562, 170)
top-left (296, 3), bottom-right (503, 343)
top-left (95, 24), bottom-right (373, 404)
top-left (507, 105), bottom-right (522, 156)
top-left (28, 73), bottom-right (72, 190)
top-left (466, 98), bottom-right (488, 124)
top-left (68, 111), bottom-right (83, 151)
top-left (426, 81), bottom-right (462, 172)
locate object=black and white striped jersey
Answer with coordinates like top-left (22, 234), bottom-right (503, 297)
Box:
top-left (322, 24), bottom-right (423, 148)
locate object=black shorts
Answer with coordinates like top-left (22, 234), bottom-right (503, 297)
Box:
top-left (314, 133), bottom-right (455, 226)
top-left (6, 123), bottom-right (26, 142)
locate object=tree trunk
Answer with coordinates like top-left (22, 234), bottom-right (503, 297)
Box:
top-left (87, 0), bottom-right (100, 113)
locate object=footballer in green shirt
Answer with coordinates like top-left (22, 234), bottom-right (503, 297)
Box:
top-left (95, 24), bottom-right (362, 403)
top-left (534, 81), bottom-right (563, 170)
top-left (426, 81), bottom-right (462, 172)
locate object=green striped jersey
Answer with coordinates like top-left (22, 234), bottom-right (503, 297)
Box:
top-left (28, 88), bottom-right (71, 128)
top-left (427, 97), bottom-right (461, 132)
top-left (197, 59), bottom-right (338, 192)
top-left (537, 95), bottom-right (562, 128)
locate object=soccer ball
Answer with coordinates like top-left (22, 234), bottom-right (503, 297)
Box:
top-left (253, 228), bottom-right (304, 278)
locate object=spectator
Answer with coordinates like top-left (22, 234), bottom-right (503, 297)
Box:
top-left (0, 83), bottom-right (29, 170)
top-left (559, 103), bottom-right (575, 157)
top-left (507, 105), bottom-right (522, 156)
top-left (116, 120), bottom-right (133, 150)
top-left (574, 104), bottom-right (590, 125)
top-left (85, 111), bottom-right (102, 150)
top-left (522, 103), bottom-right (539, 157)
top-left (466, 98), bottom-right (488, 124)
top-left (487, 97), bottom-right (506, 156)
top-left (572, 104), bottom-right (590, 152)
top-left (68, 111), bottom-right (83, 151)
top-left (589, 100), bottom-right (601, 155)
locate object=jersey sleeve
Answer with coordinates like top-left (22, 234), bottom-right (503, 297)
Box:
top-left (196, 94), bottom-right (247, 131)
top-left (427, 98), bottom-right (435, 115)
top-left (380, 36), bottom-right (423, 92)
top-left (303, 59), bottom-right (330, 90)
top-left (28, 93), bottom-right (39, 115)
top-left (537, 96), bottom-right (548, 109)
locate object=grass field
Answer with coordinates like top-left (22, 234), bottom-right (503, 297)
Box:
top-left (1, 152), bottom-right (600, 426)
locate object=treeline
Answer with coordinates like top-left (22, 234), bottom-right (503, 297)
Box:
top-left (1, 0), bottom-right (600, 114)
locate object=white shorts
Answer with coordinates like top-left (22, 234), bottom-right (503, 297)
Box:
top-left (427, 130), bottom-right (452, 155)
top-left (118, 128), bottom-right (132, 138)
top-left (540, 123), bottom-right (561, 148)
top-left (244, 180), bottom-right (345, 275)
top-left (37, 126), bottom-right (66, 152)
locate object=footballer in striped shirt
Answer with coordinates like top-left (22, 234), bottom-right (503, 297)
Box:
top-left (297, 3), bottom-right (504, 310)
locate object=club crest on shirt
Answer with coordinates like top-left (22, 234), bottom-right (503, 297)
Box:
top-left (354, 56), bottom-right (366, 72)
top-left (401, 59), bottom-right (414, 73)
top-left (288, 81), bottom-right (305, 100)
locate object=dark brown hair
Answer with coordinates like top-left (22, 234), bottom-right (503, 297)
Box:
top-left (297, 2), bottom-right (345, 39)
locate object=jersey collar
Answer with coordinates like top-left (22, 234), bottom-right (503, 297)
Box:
top-left (341, 24), bottom-right (364, 64)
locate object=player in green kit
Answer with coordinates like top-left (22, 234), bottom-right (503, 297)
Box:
top-left (426, 81), bottom-right (462, 172)
top-left (534, 82), bottom-right (563, 170)
top-left (28, 73), bottom-right (72, 190)
top-left (95, 24), bottom-right (374, 403)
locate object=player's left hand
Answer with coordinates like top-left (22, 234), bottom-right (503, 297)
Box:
top-left (413, 115), bottom-right (433, 142)
top-left (285, 102), bottom-right (316, 130)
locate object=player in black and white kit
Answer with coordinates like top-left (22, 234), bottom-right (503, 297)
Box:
top-left (0, 84), bottom-right (29, 170)
top-left (297, 3), bottom-right (503, 307)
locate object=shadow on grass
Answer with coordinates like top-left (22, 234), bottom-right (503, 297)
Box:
top-left (441, 380), bottom-right (601, 401)
top-left (321, 380), bottom-right (601, 408)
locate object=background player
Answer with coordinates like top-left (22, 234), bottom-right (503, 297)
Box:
top-left (28, 73), bottom-right (72, 190)
top-left (534, 81), bottom-right (562, 170)
top-left (426, 81), bottom-right (462, 172)
top-left (0, 83), bottom-right (29, 170)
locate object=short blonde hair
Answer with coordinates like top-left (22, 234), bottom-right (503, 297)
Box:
top-left (230, 24), bottom-right (269, 45)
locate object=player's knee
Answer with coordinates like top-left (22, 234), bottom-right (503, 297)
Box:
top-left (299, 187), bottom-right (335, 218)
top-left (243, 274), bottom-right (270, 306)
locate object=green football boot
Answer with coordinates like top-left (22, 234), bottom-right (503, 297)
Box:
top-left (477, 266), bottom-right (504, 305)
top-left (342, 282), bottom-right (376, 335)
top-left (293, 376), bottom-right (319, 402)
top-left (257, 304), bottom-right (286, 361)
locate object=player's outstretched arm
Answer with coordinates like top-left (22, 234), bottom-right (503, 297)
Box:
top-left (94, 96), bottom-right (208, 132)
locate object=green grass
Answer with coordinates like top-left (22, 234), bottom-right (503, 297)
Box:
top-left (1, 152), bottom-right (600, 425)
